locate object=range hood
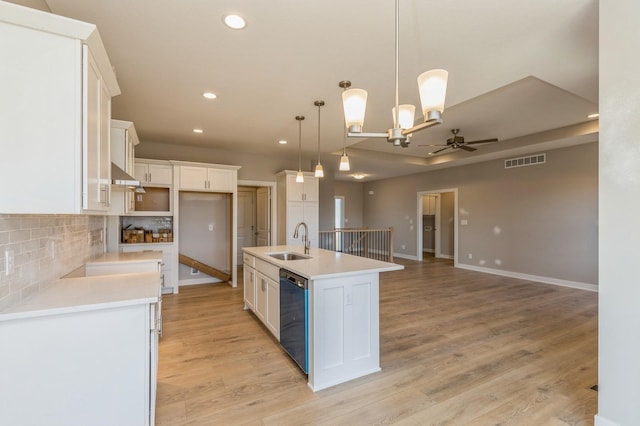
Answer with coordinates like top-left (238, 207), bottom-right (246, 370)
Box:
top-left (111, 163), bottom-right (143, 191)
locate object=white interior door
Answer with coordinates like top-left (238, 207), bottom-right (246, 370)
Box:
top-left (237, 189), bottom-right (256, 257)
top-left (256, 187), bottom-right (271, 246)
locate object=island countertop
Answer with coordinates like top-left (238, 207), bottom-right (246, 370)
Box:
top-left (242, 245), bottom-right (403, 280)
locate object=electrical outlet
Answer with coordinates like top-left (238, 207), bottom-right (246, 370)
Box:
top-left (50, 240), bottom-right (56, 259)
top-left (5, 249), bottom-right (15, 276)
top-left (208, 224), bottom-right (213, 231)
top-left (87, 232), bottom-right (92, 245)
top-left (190, 267), bottom-right (200, 275)
top-left (468, 253), bottom-right (473, 260)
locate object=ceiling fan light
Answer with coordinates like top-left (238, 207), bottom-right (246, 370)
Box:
top-left (392, 104), bottom-right (416, 129)
top-left (342, 88), bottom-right (368, 132)
top-left (314, 163), bottom-right (324, 178)
top-left (417, 69), bottom-right (448, 118)
top-left (296, 170), bottom-right (305, 183)
top-left (339, 153), bottom-right (351, 171)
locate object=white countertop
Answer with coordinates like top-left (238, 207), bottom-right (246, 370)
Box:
top-left (86, 251), bottom-right (163, 265)
top-left (0, 272), bottom-right (161, 322)
top-left (242, 245), bottom-right (403, 280)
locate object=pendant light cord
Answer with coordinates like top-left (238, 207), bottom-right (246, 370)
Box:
top-left (394, 0), bottom-right (400, 129)
top-left (296, 115), bottom-right (304, 171)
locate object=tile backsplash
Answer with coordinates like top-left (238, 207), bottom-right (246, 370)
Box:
top-left (0, 214), bottom-right (105, 311)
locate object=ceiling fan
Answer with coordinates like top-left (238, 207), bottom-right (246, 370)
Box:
top-left (421, 129), bottom-right (498, 155)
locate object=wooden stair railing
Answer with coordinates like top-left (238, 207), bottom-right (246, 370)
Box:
top-left (178, 253), bottom-right (231, 282)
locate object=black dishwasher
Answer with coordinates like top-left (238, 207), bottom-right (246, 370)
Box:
top-left (279, 269), bottom-right (308, 373)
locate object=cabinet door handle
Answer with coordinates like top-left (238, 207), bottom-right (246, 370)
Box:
top-left (149, 173), bottom-right (152, 182)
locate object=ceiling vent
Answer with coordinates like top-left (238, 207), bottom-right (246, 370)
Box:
top-left (505, 153), bottom-right (546, 169)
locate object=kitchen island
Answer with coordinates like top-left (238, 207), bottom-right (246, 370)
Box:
top-left (242, 245), bottom-right (403, 391)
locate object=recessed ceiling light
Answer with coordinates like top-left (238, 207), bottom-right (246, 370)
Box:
top-left (223, 14), bottom-right (246, 30)
top-left (202, 92), bottom-right (217, 100)
top-left (193, 128), bottom-right (204, 134)
top-left (587, 113), bottom-right (599, 119)
top-left (278, 140), bottom-right (287, 145)
top-left (353, 174), bottom-right (366, 180)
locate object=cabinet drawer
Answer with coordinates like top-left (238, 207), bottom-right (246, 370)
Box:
top-left (255, 258), bottom-right (280, 282)
top-left (243, 253), bottom-right (255, 268)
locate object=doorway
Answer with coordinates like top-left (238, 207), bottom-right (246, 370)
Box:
top-left (237, 181), bottom-right (275, 262)
top-left (417, 189), bottom-right (458, 264)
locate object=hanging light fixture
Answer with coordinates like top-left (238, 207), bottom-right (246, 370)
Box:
top-left (338, 83), bottom-right (351, 171)
top-left (295, 115), bottom-right (305, 183)
top-left (339, 96), bottom-right (351, 172)
top-left (314, 100), bottom-right (325, 178)
top-left (339, 0), bottom-right (448, 148)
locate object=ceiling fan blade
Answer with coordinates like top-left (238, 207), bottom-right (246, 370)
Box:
top-left (429, 147), bottom-right (451, 155)
top-left (458, 145), bottom-right (477, 152)
top-left (464, 138), bottom-right (499, 145)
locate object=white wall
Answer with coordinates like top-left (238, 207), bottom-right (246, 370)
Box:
top-left (597, 1), bottom-right (640, 424)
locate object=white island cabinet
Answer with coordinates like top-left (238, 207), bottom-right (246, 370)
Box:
top-left (0, 2), bottom-right (120, 214)
top-left (242, 245), bottom-right (403, 391)
top-left (0, 272), bottom-right (161, 426)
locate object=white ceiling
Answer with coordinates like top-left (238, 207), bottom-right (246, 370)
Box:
top-left (43, 0), bottom-right (599, 181)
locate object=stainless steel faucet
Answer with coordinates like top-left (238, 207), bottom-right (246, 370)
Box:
top-left (293, 222), bottom-right (310, 254)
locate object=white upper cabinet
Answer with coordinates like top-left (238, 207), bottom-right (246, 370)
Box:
top-left (0, 3), bottom-right (120, 214)
top-left (286, 174), bottom-right (319, 202)
top-left (110, 120), bottom-right (140, 214)
top-left (176, 163), bottom-right (240, 192)
top-left (276, 170), bottom-right (320, 247)
top-left (135, 160), bottom-right (173, 186)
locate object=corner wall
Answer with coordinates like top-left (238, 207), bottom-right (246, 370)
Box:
top-left (597, 1), bottom-right (640, 423)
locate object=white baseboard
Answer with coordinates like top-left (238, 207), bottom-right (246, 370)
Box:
top-left (595, 415), bottom-right (619, 426)
top-left (179, 277), bottom-right (223, 286)
top-left (394, 252), bottom-right (418, 261)
top-left (437, 254), bottom-right (454, 260)
top-left (456, 263), bottom-right (598, 292)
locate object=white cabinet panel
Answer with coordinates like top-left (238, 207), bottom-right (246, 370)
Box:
top-left (244, 257), bottom-right (280, 340)
top-left (0, 304), bottom-right (153, 425)
top-left (0, 5), bottom-right (118, 214)
top-left (135, 160), bottom-right (173, 185)
top-left (179, 166), bottom-right (234, 192)
top-left (243, 265), bottom-right (256, 311)
top-left (277, 171), bottom-right (320, 248)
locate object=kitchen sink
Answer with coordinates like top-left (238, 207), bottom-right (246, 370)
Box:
top-left (267, 252), bottom-right (311, 261)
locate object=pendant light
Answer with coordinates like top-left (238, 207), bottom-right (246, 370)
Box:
top-left (295, 115), bottom-right (305, 183)
top-left (339, 0), bottom-right (448, 148)
top-left (339, 83), bottom-right (351, 171)
top-left (314, 100), bottom-right (325, 178)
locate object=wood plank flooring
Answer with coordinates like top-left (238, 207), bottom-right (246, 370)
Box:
top-left (156, 256), bottom-right (597, 425)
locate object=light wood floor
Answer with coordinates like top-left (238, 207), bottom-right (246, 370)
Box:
top-left (156, 256), bottom-right (598, 425)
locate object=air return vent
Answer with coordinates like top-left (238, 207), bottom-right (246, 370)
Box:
top-left (505, 153), bottom-right (546, 169)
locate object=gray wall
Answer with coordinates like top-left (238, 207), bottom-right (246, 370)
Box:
top-left (334, 181), bottom-right (364, 228)
top-left (364, 142), bottom-right (598, 285)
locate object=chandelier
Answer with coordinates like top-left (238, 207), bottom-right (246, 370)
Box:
top-left (339, 0), bottom-right (448, 148)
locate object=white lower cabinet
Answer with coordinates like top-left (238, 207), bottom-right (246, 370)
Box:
top-left (243, 263), bottom-right (256, 311)
top-left (121, 244), bottom-right (177, 293)
top-left (243, 253), bottom-right (280, 340)
top-left (0, 302), bottom-right (159, 426)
